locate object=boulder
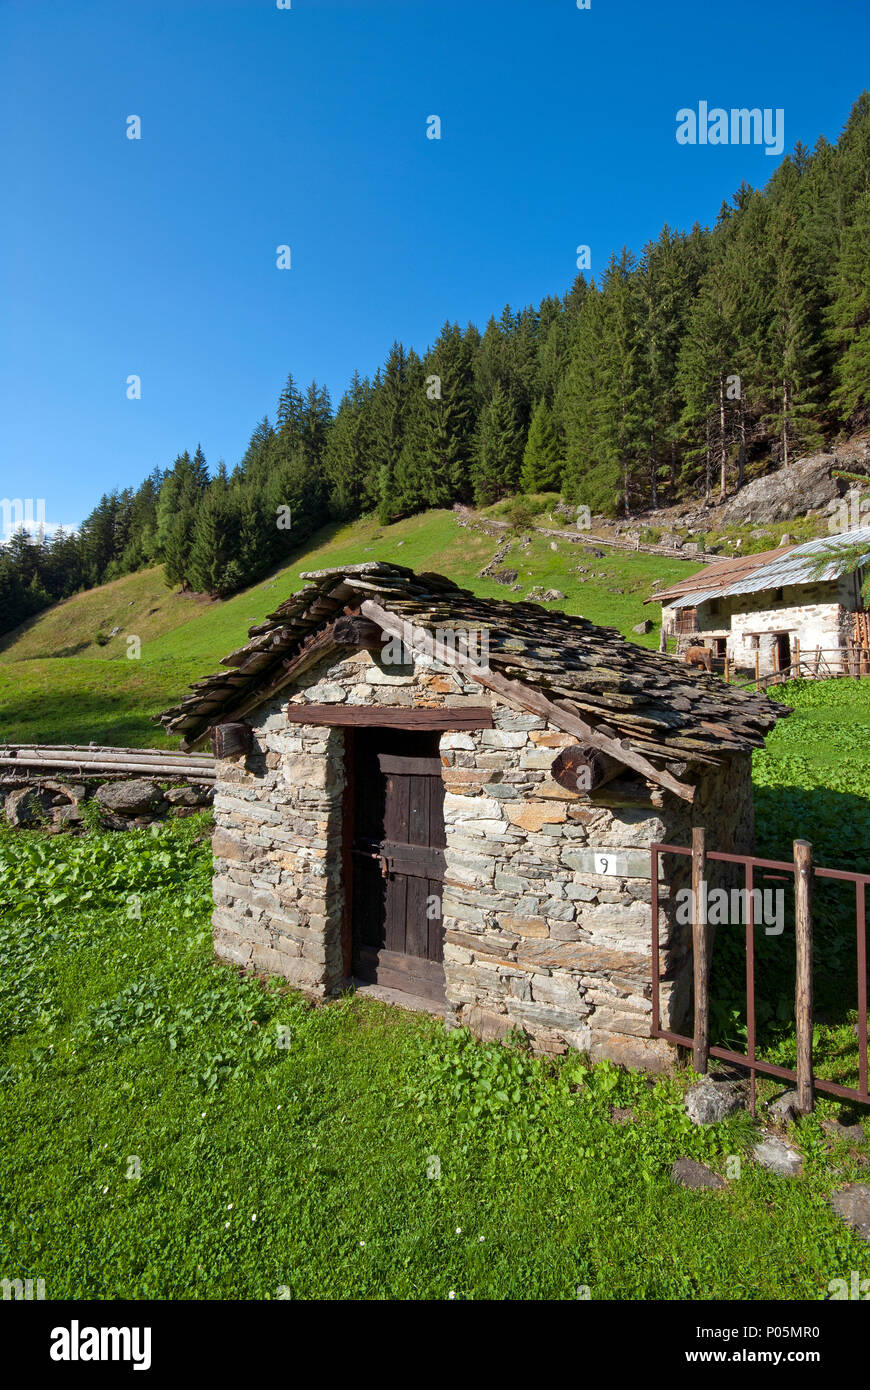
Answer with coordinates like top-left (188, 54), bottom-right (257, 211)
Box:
top-left (490, 569), bottom-right (518, 587)
top-left (95, 779), bottom-right (163, 816)
top-left (685, 1075), bottom-right (743, 1125)
top-left (720, 449), bottom-right (870, 527)
top-left (753, 1135), bottom-right (803, 1177)
top-left (670, 1158), bottom-right (725, 1190)
top-left (632, 620), bottom-right (653, 635)
top-left (5, 780), bottom-right (79, 828)
top-left (830, 1184), bottom-right (870, 1242)
top-left (164, 784), bottom-right (213, 807)
top-left (5, 786), bottom-right (57, 827)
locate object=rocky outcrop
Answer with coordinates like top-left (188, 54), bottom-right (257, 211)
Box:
top-left (720, 443), bottom-right (870, 526)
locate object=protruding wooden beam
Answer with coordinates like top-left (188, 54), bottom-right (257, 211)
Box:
top-left (550, 744), bottom-right (624, 793)
top-left (332, 615), bottom-right (383, 649)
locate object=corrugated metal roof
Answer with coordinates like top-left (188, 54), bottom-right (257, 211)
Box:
top-left (658, 529), bottom-right (870, 608)
top-left (651, 544), bottom-right (794, 605)
top-left (725, 528), bottom-right (870, 595)
top-left (668, 590), bottom-right (727, 609)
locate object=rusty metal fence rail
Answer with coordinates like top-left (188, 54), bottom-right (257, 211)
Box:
top-left (650, 835), bottom-right (870, 1114)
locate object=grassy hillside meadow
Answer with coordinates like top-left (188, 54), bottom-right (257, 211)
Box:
top-left (1, 522), bottom-right (869, 1299)
top-left (0, 509), bottom-right (694, 747)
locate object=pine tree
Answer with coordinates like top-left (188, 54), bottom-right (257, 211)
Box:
top-left (762, 162), bottom-right (827, 463)
top-left (829, 190), bottom-right (870, 423)
top-left (399, 324), bottom-right (476, 508)
top-left (323, 372), bottom-right (374, 519)
top-left (472, 382), bottom-right (522, 504)
top-left (677, 233), bottom-right (735, 502)
top-left (520, 400), bottom-right (561, 492)
top-left (596, 250), bottom-right (646, 514)
top-left (188, 486), bottom-right (236, 596)
top-left (276, 372), bottom-right (305, 438)
top-left (163, 506), bottom-right (196, 590)
top-left (369, 343), bottom-right (409, 523)
top-left (393, 351), bottom-right (431, 515)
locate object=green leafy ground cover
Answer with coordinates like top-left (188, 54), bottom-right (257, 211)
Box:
top-left (0, 791), bottom-right (868, 1299)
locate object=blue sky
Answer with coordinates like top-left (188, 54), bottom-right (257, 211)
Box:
top-left (1, 0), bottom-right (868, 531)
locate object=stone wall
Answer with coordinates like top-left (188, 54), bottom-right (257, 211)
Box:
top-left (209, 642), bottom-right (755, 1068)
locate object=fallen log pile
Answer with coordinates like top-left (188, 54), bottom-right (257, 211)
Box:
top-left (0, 744), bottom-right (215, 782)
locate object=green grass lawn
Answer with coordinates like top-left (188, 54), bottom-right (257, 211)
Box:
top-left (0, 510), bottom-right (694, 747)
top-left (707, 679), bottom-right (870, 1085)
top-left (1, 792), bottom-right (868, 1299)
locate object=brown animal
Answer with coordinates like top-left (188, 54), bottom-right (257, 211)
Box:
top-left (684, 644), bottom-right (713, 673)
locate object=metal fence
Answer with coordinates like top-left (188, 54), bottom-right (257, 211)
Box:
top-left (650, 832), bottom-right (870, 1114)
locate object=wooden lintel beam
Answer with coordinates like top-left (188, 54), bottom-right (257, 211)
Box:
top-left (284, 705), bottom-right (494, 730)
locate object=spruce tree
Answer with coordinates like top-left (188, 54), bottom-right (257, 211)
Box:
top-left (829, 190), bottom-right (870, 423)
top-left (520, 399), bottom-right (561, 492)
top-left (472, 382), bottom-right (522, 504)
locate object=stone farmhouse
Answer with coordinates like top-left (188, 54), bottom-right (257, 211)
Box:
top-left (653, 529), bottom-right (870, 678)
top-left (159, 563), bottom-right (784, 1068)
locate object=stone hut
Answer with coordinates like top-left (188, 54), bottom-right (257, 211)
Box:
top-left (158, 562), bottom-right (785, 1068)
top-left (654, 528), bottom-right (870, 677)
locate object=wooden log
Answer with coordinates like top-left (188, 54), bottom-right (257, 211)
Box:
top-left (0, 745), bottom-right (212, 768)
top-left (587, 777), bottom-right (665, 808)
top-left (0, 755), bottom-right (214, 779)
top-left (550, 744), bottom-right (624, 793)
top-left (794, 838), bottom-right (815, 1115)
top-left (210, 723), bottom-right (253, 759)
top-left (332, 615), bottom-right (383, 649)
top-left (692, 825), bottom-right (711, 1075)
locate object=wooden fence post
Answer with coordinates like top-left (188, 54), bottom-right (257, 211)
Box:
top-left (794, 637), bottom-right (801, 677)
top-left (754, 650), bottom-right (760, 691)
top-left (692, 826), bottom-right (710, 1074)
top-left (794, 839), bottom-right (814, 1114)
top-left (724, 656), bottom-right (730, 683)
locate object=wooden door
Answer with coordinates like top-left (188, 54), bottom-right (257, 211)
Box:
top-left (351, 731), bottom-right (446, 1002)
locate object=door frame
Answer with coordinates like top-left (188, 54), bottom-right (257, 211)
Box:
top-left (336, 711), bottom-right (491, 1004)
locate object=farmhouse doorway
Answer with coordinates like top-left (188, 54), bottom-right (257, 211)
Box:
top-left (349, 728), bottom-right (447, 1004)
top-left (774, 632), bottom-right (791, 673)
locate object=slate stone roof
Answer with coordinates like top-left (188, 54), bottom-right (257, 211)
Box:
top-left (158, 562), bottom-right (787, 773)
